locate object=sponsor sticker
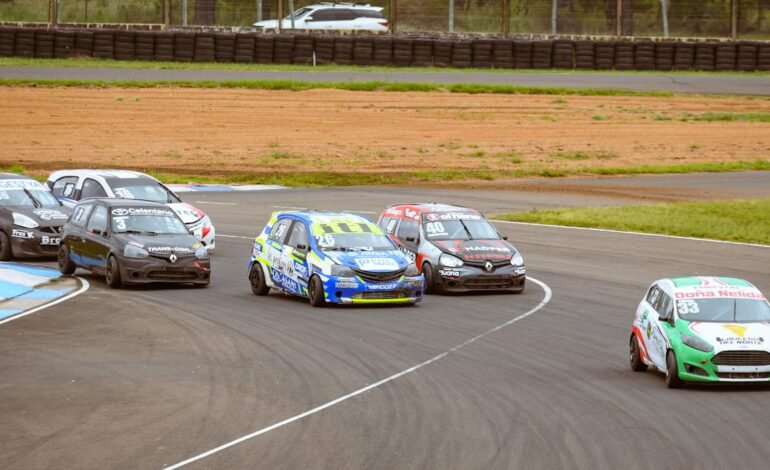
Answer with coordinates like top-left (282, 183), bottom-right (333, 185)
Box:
top-left (439, 269), bottom-right (460, 278)
top-left (368, 283), bottom-right (398, 290)
top-left (0, 179), bottom-right (43, 189)
top-left (33, 209), bottom-right (68, 221)
top-left (425, 212), bottom-right (482, 221)
top-left (40, 236), bottom-right (60, 246)
top-left (355, 257), bottom-right (400, 272)
top-left (11, 229), bottom-right (34, 239)
top-left (147, 246), bottom-right (193, 253)
top-left (111, 207), bottom-right (176, 217)
top-left (335, 281), bottom-right (359, 289)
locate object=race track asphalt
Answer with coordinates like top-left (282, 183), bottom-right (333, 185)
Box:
top-left (1, 182), bottom-right (769, 469)
top-left (1, 65), bottom-right (769, 95)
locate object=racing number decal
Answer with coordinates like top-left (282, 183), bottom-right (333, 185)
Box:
top-left (676, 300), bottom-right (700, 315)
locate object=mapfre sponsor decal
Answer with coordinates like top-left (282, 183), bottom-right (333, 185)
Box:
top-left (112, 207), bottom-right (175, 217)
top-left (425, 212), bottom-right (482, 221)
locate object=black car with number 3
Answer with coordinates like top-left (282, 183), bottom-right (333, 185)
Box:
top-left (0, 173), bottom-right (71, 260)
top-left (58, 199), bottom-right (211, 288)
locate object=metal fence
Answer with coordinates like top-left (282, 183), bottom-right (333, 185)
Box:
top-left (0, 1), bottom-right (767, 39)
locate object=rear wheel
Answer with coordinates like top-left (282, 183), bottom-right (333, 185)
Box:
top-left (105, 255), bottom-right (122, 289)
top-left (666, 350), bottom-right (684, 389)
top-left (629, 335), bottom-right (648, 372)
top-left (308, 275), bottom-right (325, 307)
top-left (0, 231), bottom-right (12, 261)
top-left (249, 263), bottom-right (270, 296)
top-left (58, 244), bottom-right (76, 275)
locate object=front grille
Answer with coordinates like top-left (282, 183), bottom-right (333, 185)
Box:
top-left (39, 244), bottom-right (58, 252)
top-left (712, 351), bottom-right (770, 366)
top-left (352, 291), bottom-right (408, 300)
top-left (716, 372), bottom-right (770, 379)
top-left (464, 259), bottom-right (510, 269)
top-left (149, 253), bottom-right (194, 263)
top-left (354, 268), bottom-right (406, 283)
top-left (464, 278), bottom-right (517, 289)
top-left (146, 270), bottom-right (199, 281)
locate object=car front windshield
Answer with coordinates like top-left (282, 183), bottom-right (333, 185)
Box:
top-left (315, 232), bottom-right (394, 252)
top-left (285, 7), bottom-right (312, 19)
top-left (112, 214), bottom-right (188, 235)
top-left (109, 180), bottom-right (180, 204)
top-left (423, 219), bottom-right (500, 241)
top-left (676, 298), bottom-right (770, 323)
top-left (0, 188), bottom-right (60, 208)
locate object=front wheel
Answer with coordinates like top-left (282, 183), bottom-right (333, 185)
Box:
top-left (58, 244), bottom-right (76, 275)
top-left (422, 262), bottom-right (441, 294)
top-left (249, 263), bottom-right (270, 296)
top-left (629, 335), bottom-right (648, 372)
top-left (105, 255), bottom-right (122, 289)
top-left (665, 350), bottom-right (684, 389)
top-left (0, 231), bottom-right (11, 261)
top-left (308, 275), bottom-right (326, 307)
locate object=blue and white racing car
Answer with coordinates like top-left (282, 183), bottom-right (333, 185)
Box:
top-left (248, 211), bottom-right (424, 306)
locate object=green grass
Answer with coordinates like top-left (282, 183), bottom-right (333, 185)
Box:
top-left (2, 57), bottom-right (769, 79)
top-left (682, 112), bottom-right (770, 123)
top-left (137, 158), bottom-right (770, 188)
top-left (493, 199), bottom-right (770, 245)
top-left (0, 164), bottom-right (26, 174)
top-left (0, 78), bottom-right (677, 97)
top-left (551, 151), bottom-right (619, 161)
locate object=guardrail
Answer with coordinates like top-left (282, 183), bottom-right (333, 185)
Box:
top-left (1, 27), bottom-right (768, 72)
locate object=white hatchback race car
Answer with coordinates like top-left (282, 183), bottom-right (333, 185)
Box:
top-left (46, 169), bottom-right (215, 249)
top-left (630, 276), bottom-right (770, 388)
top-left (254, 3), bottom-right (388, 32)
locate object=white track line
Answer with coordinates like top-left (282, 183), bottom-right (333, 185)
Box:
top-left (491, 220), bottom-right (770, 249)
top-left (0, 277), bottom-right (90, 326)
top-left (217, 234), bottom-right (252, 239)
top-left (270, 205), bottom-right (376, 215)
top-left (165, 277), bottom-right (552, 469)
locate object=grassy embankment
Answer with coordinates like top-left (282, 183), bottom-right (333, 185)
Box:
top-left (494, 199), bottom-right (770, 245)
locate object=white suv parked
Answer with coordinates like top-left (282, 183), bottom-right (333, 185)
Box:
top-left (254, 3), bottom-right (388, 32)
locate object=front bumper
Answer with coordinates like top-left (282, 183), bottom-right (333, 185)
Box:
top-left (322, 274), bottom-right (424, 305)
top-left (674, 345), bottom-right (770, 383)
top-left (119, 255), bottom-right (210, 285)
top-left (433, 264), bottom-right (526, 293)
top-left (9, 227), bottom-right (62, 258)
top-left (187, 220), bottom-right (216, 250)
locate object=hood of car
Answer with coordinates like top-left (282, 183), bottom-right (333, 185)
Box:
top-left (2, 206), bottom-right (71, 226)
top-left (431, 239), bottom-right (514, 262)
top-left (167, 202), bottom-right (206, 225)
top-left (687, 321), bottom-right (770, 351)
top-left (117, 233), bottom-right (202, 254)
top-left (324, 250), bottom-right (409, 273)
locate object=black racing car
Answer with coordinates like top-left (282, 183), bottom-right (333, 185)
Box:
top-left (58, 199), bottom-right (211, 288)
top-left (0, 173), bottom-right (71, 260)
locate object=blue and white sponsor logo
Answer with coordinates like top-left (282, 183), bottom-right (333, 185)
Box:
top-left (367, 282), bottom-right (399, 290)
top-left (355, 257), bottom-right (400, 272)
top-left (294, 263), bottom-right (309, 278)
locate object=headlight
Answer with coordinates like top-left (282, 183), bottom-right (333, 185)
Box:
top-left (439, 253), bottom-right (464, 268)
top-left (123, 244), bottom-right (149, 259)
top-left (680, 333), bottom-right (714, 353)
top-left (195, 246), bottom-right (209, 260)
top-left (404, 264), bottom-right (419, 276)
top-left (12, 212), bottom-right (38, 228)
top-left (510, 251), bottom-right (524, 267)
top-left (331, 264), bottom-right (355, 277)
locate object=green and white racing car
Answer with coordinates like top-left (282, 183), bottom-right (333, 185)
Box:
top-left (630, 276), bottom-right (770, 388)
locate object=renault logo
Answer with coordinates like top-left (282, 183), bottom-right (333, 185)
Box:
top-left (169, 253), bottom-right (177, 264)
top-left (484, 261), bottom-right (494, 272)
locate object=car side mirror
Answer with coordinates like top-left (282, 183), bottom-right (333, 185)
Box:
top-left (296, 243), bottom-right (308, 251)
top-left (502, 235), bottom-right (508, 240)
top-left (405, 236), bottom-right (416, 243)
top-left (92, 228), bottom-right (103, 236)
top-left (305, 15), bottom-right (313, 21)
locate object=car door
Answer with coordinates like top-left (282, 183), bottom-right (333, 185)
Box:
top-left (641, 285), bottom-right (670, 369)
top-left (264, 218), bottom-right (293, 290)
top-left (394, 218), bottom-right (419, 263)
top-left (81, 204), bottom-right (111, 269)
top-left (304, 8), bottom-right (336, 30)
top-left (65, 203), bottom-right (93, 265)
top-left (285, 221), bottom-right (311, 293)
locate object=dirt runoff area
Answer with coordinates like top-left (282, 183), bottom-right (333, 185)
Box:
top-left (1, 86), bottom-right (768, 185)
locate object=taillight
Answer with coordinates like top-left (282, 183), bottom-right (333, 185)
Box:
top-left (379, 21), bottom-right (389, 27)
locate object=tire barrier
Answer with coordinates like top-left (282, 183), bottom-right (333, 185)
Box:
top-left (0, 27), bottom-right (766, 72)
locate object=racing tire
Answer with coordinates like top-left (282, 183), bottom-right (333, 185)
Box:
top-left (0, 231), bottom-right (11, 261)
top-left (629, 335), bottom-right (648, 372)
top-left (249, 263), bottom-right (270, 296)
top-left (58, 244), bottom-right (76, 275)
top-left (665, 350), bottom-right (684, 389)
top-left (105, 255), bottom-right (122, 289)
top-left (308, 275), bottom-right (326, 308)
